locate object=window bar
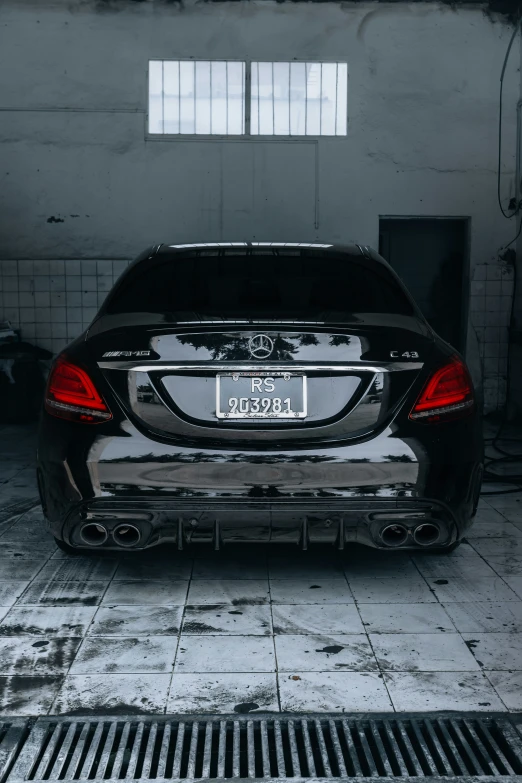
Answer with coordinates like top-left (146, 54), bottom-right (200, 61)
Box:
top-left (250, 62), bottom-right (255, 135)
top-left (193, 60), bottom-right (196, 134)
top-left (272, 61), bottom-right (275, 135)
top-left (178, 62), bottom-right (181, 135)
top-left (305, 62), bottom-right (308, 135)
top-left (210, 62), bottom-right (213, 135)
top-left (257, 63), bottom-right (260, 135)
top-left (243, 62), bottom-right (247, 134)
top-left (161, 61), bottom-right (165, 134)
top-left (319, 63), bottom-right (323, 136)
top-left (288, 62), bottom-right (291, 136)
top-left (334, 63), bottom-right (338, 136)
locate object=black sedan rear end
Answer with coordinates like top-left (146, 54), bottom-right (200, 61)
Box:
top-left (37, 242), bottom-right (483, 553)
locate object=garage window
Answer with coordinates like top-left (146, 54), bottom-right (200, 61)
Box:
top-left (251, 62), bottom-right (347, 136)
top-left (148, 60), bottom-right (347, 136)
top-left (148, 60), bottom-right (246, 135)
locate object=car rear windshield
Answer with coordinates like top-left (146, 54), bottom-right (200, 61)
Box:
top-left (104, 250), bottom-right (415, 320)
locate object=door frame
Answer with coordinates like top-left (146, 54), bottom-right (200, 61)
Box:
top-left (378, 215), bottom-right (471, 354)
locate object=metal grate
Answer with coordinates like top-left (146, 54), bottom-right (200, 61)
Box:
top-left (0, 720), bottom-right (31, 783)
top-left (4, 714), bottom-right (522, 782)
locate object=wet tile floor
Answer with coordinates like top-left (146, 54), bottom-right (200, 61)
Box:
top-left (1, 424), bottom-right (522, 715)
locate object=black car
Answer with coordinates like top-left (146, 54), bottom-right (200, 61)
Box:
top-left (37, 242), bottom-right (483, 554)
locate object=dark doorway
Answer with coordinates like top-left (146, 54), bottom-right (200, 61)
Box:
top-left (379, 217), bottom-right (469, 351)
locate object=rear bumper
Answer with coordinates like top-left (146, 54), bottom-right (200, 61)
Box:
top-left (37, 415), bottom-right (482, 551)
top-left (58, 495), bottom-right (465, 551)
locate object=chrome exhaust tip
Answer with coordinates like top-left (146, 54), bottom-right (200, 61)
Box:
top-left (380, 523), bottom-right (409, 547)
top-left (80, 523), bottom-right (108, 547)
top-left (113, 523), bottom-right (141, 548)
top-left (413, 522), bottom-right (440, 546)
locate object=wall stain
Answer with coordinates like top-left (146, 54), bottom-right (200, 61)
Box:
top-left (89, 0), bottom-right (520, 21)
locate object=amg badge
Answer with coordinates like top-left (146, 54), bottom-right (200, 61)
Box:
top-left (102, 351), bottom-right (151, 358)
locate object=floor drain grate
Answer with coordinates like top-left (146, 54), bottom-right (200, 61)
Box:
top-left (4, 714), bottom-right (522, 781)
top-left (0, 720), bottom-right (31, 783)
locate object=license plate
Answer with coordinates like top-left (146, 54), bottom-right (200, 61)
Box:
top-left (216, 372), bottom-right (307, 419)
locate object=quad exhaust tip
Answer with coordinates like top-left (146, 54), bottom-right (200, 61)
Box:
top-left (380, 523), bottom-right (408, 547)
top-left (380, 521), bottom-right (441, 547)
top-left (80, 523), bottom-right (108, 547)
top-left (413, 522), bottom-right (440, 546)
top-left (113, 523), bottom-right (141, 548)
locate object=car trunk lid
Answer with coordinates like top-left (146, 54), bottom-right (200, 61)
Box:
top-left (88, 315), bottom-right (433, 444)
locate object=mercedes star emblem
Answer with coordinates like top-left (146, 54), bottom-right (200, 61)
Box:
top-left (248, 334), bottom-right (274, 359)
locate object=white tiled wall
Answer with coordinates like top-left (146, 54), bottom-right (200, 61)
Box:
top-left (0, 258), bottom-right (515, 413)
top-left (0, 260), bottom-right (130, 355)
top-left (469, 262), bottom-right (514, 414)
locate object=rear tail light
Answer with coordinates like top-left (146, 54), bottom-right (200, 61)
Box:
top-left (44, 358), bottom-right (112, 423)
top-left (409, 356), bottom-right (474, 423)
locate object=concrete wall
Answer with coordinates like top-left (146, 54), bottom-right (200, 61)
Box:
top-left (0, 0), bottom-right (519, 412)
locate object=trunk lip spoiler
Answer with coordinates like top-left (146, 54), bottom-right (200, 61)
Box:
top-left (98, 362), bottom-right (423, 373)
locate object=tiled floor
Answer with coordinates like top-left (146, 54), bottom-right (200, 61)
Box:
top-left (1, 423), bottom-right (522, 715)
